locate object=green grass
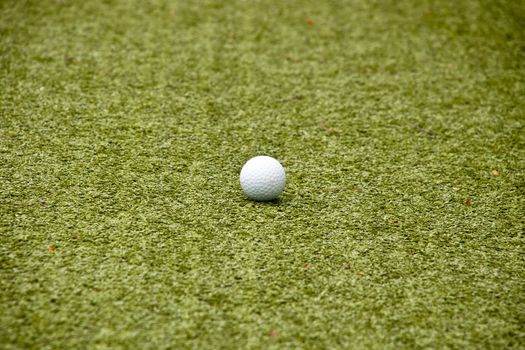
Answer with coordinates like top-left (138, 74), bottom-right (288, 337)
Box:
top-left (1, 0), bottom-right (524, 349)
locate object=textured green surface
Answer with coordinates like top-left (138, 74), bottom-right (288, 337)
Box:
top-left (1, 0), bottom-right (524, 349)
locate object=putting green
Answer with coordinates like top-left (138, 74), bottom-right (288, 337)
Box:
top-left (1, 0), bottom-right (524, 349)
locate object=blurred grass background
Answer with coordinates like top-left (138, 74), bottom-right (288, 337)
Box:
top-left (1, 0), bottom-right (524, 349)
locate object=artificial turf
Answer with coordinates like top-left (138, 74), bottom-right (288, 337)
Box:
top-left (1, 0), bottom-right (524, 349)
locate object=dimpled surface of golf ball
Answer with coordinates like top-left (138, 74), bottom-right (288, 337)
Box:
top-left (240, 156), bottom-right (286, 201)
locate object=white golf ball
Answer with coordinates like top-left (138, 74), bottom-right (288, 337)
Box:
top-left (240, 156), bottom-right (286, 201)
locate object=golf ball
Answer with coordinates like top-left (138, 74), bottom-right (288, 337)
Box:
top-left (240, 156), bottom-right (286, 201)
